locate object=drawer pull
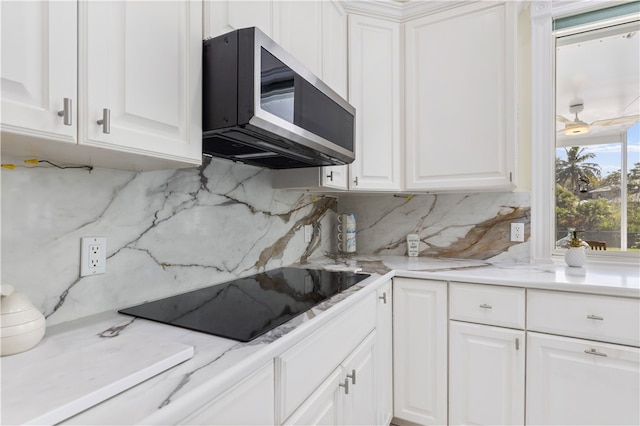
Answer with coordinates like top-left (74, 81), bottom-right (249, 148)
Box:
top-left (587, 314), bottom-right (604, 321)
top-left (584, 348), bottom-right (608, 357)
top-left (515, 338), bottom-right (520, 350)
top-left (339, 378), bottom-right (349, 394)
top-left (379, 293), bottom-right (387, 304)
top-left (347, 369), bottom-right (356, 385)
top-left (479, 304), bottom-right (493, 309)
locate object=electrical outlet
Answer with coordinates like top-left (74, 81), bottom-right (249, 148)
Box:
top-left (510, 223), bottom-right (525, 242)
top-left (304, 224), bottom-right (313, 243)
top-left (81, 237), bottom-right (107, 277)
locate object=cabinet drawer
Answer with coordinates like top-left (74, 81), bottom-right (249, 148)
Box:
top-left (278, 292), bottom-right (376, 421)
top-left (528, 290), bottom-right (640, 347)
top-left (450, 282), bottom-right (525, 329)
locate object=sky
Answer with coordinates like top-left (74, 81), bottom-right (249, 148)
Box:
top-left (557, 122), bottom-right (640, 177)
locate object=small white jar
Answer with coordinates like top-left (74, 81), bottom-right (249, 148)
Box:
top-left (1, 285), bottom-right (46, 356)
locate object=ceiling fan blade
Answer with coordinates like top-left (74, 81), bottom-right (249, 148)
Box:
top-left (591, 115), bottom-right (640, 127)
top-left (556, 114), bottom-right (571, 124)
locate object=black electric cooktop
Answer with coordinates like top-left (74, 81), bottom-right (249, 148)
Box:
top-left (118, 267), bottom-right (370, 342)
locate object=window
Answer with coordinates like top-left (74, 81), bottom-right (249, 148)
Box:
top-left (530, 1), bottom-right (640, 262)
top-left (553, 4), bottom-right (640, 256)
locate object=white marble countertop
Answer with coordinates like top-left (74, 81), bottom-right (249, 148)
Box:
top-left (3, 256), bottom-right (638, 425)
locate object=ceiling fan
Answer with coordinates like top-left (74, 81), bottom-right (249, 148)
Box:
top-left (556, 99), bottom-right (640, 136)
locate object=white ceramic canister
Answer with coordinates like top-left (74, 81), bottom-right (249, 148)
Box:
top-left (337, 213), bottom-right (357, 253)
top-left (1, 285), bottom-right (46, 356)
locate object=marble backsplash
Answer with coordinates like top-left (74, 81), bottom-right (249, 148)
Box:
top-left (1, 157), bottom-right (336, 326)
top-left (2, 156), bottom-right (530, 326)
top-left (338, 192), bottom-right (530, 262)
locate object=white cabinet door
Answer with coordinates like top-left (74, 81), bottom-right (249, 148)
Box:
top-left (283, 367), bottom-right (342, 426)
top-left (179, 362), bottom-right (274, 425)
top-left (376, 282), bottom-right (393, 425)
top-left (80, 1), bottom-right (201, 164)
top-left (1, 0), bottom-right (77, 143)
top-left (527, 332), bottom-right (640, 426)
top-left (343, 332), bottom-right (377, 426)
top-left (393, 278), bottom-right (448, 425)
top-left (404, 1), bottom-right (517, 191)
top-left (449, 321), bottom-right (525, 426)
top-left (273, 1), bottom-right (322, 76)
top-left (204, 0), bottom-right (272, 39)
top-left (348, 14), bottom-right (402, 191)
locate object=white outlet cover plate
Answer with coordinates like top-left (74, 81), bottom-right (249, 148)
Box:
top-left (81, 237), bottom-right (107, 277)
top-left (510, 223), bottom-right (525, 242)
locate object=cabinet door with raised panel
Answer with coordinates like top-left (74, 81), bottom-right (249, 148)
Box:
top-left (1, 0), bottom-right (77, 143)
top-left (80, 1), bottom-right (201, 165)
top-left (343, 332), bottom-right (377, 426)
top-left (404, 1), bottom-right (517, 191)
top-left (527, 332), bottom-right (640, 425)
top-left (449, 321), bottom-right (525, 425)
top-left (348, 14), bottom-right (402, 191)
top-left (393, 278), bottom-right (447, 425)
top-left (203, 0), bottom-right (272, 39)
top-left (283, 367), bottom-right (342, 426)
top-left (376, 282), bottom-right (393, 425)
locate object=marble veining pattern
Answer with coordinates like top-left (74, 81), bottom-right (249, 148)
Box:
top-left (1, 157), bottom-right (337, 326)
top-left (338, 192), bottom-right (531, 262)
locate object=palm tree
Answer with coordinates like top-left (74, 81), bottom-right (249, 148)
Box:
top-left (556, 147), bottom-right (602, 197)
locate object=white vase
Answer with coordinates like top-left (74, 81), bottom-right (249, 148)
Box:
top-left (565, 246), bottom-right (587, 267)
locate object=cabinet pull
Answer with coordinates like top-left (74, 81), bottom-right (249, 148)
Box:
top-left (97, 108), bottom-right (111, 134)
top-left (326, 171), bottom-right (334, 181)
top-left (379, 292), bottom-right (387, 304)
top-left (587, 314), bottom-right (604, 321)
top-left (57, 98), bottom-right (72, 126)
top-left (353, 176), bottom-right (358, 186)
top-left (515, 338), bottom-right (520, 350)
top-left (584, 348), bottom-right (607, 357)
top-left (339, 377), bottom-right (349, 394)
top-left (347, 369), bottom-right (356, 385)
top-left (479, 303), bottom-right (492, 309)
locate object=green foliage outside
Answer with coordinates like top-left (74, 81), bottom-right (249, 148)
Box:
top-left (556, 146), bottom-right (640, 250)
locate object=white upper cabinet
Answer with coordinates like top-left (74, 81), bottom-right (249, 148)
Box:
top-left (1, 1), bottom-right (77, 144)
top-left (204, 0), bottom-right (272, 39)
top-left (348, 14), bottom-right (403, 192)
top-left (1, 0), bottom-right (202, 171)
top-left (404, 1), bottom-right (517, 191)
top-left (80, 1), bottom-right (202, 164)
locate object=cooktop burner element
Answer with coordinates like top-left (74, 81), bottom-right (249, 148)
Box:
top-left (118, 267), bottom-right (370, 342)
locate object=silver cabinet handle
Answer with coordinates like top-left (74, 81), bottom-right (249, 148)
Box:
top-left (584, 348), bottom-right (607, 357)
top-left (347, 369), bottom-right (356, 385)
top-left (479, 304), bottom-right (492, 309)
top-left (339, 377), bottom-right (349, 394)
top-left (57, 98), bottom-right (72, 126)
top-left (379, 292), bottom-right (387, 304)
top-left (587, 314), bottom-right (604, 321)
top-left (353, 176), bottom-right (358, 186)
top-left (97, 108), bottom-right (111, 134)
top-left (326, 171), bottom-right (334, 181)
top-left (515, 338), bottom-right (520, 350)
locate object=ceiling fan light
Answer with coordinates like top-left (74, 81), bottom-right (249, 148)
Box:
top-left (564, 122), bottom-right (590, 135)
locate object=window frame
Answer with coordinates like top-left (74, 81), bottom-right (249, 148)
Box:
top-left (530, 0), bottom-right (640, 264)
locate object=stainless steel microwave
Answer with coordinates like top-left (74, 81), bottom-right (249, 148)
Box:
top-left (202, 27), bottom-right (356, 169)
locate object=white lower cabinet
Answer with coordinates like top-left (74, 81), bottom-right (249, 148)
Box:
top-left (376, 282), bottom-right (393, 425)
top-left (449, 321), bottom-right (525, 425)
top-left (527, 332), bottom-right (640, 425)
top-left (393, 278), bottom-right (448, 425)
top-left (178, 361), bottom-right (274, 425)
